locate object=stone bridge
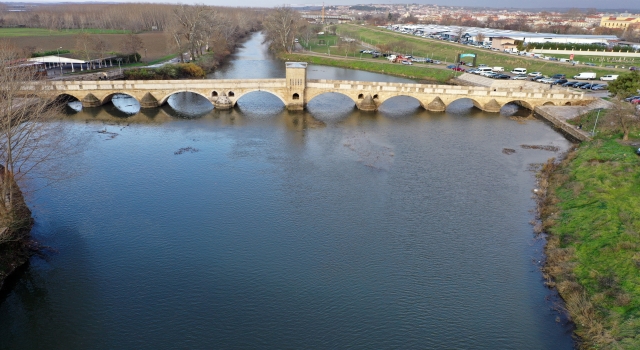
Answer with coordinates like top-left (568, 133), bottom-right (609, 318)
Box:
top-left (25, 62), bottom-right (592, 112)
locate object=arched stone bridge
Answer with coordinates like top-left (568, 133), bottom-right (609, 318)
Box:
top-left (30, 62), bottom-right (592, 112)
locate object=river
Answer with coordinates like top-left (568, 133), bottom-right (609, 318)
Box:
top-left (0, 32), bottom-right (575, 349)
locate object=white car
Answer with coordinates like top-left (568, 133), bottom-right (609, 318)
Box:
top-left (528, 71), bottom-right (542, 77)
top-left (512, 74), bottom-right (528, 80)
top-left (539, 78), bottom-right (556, 84)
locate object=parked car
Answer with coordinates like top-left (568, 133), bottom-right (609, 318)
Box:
top-left (480, 71), bottom-right (496, 77)
top-left (446, 64), bottom-right (457, 69)
top-left (551, 79), bottom-right (568, 85)
top-left (580, 83), bottom-right (593, 89)
top-left (452, 67), bottom-right (465, 71)
top-left (630, 66), bottom-right (637, 71)
top-left (528, 71), bottom-right (542, 76)
top-left (573, 82), bottom-right (590, 88)
top-left (493, 74), bottom-right (510, 79)
top-left (631, 98), bottom-right (640, 104)
top-left (591, 84), bottom-right (608, 90)
top-left (539, 78), bottom-right (557, 84)
top-left (573, 72), bottom-right (596, 80)
top-left (600, 75), bottom-right (618, 81)
top-left (530, 75), bottom-right (546, 81)
top-left (512, 74), bottom-right (528, 80)
top-left (467, 69), bottom-right (479, 74)
top-left (550, 74), bottom-right (566, 79)
top-left (401, 60), bottom-right (412, 65)
top-left (624, 95), bottom-right (640, 102)
top-left (433, 60), bottom-right (441, 64)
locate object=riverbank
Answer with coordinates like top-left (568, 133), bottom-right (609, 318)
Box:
top-left (537, 136), bottom-right (640, 349)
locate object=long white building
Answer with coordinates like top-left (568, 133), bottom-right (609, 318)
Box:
top-left (391, 24), bottom-right (618, 45)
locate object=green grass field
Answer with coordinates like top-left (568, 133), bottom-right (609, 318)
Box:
top-left (544, 135), bottom-right (640, 348)
top-left (284, 52), bottom-right (455, 83)
top-left (335, 24), bottom-right (630, 79)
top-left (0, 28), bottom-right (131, 37)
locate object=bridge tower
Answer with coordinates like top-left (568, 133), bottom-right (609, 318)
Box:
top-left (285, 62), bottom-right (307, 111)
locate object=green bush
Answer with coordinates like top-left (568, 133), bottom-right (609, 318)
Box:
top-left (123, 62), bottom-right (206, 80)
top-left (31, 50), bottom-right (71, 57)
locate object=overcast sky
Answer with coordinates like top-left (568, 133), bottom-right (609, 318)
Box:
top-left (21, 0), bottom-right (640, 11)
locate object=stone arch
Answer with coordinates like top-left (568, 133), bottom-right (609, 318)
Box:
top-left (228, 91), bottom-right (235, 97)
top-left (54, 93), bottom-right (81, 104)
top-left (376, 95), bottom-right (422, 109)
top-left (100, 92), bottom-right (140, 106)
top-left (158, 90), bottom-right (211, 105)
top-left (373, 94), bottom-right (379, 100)
top-left (357, 93), bottom-right (364, 99)
top-left (292, 93), bottom-right (300, 100)
top-left (231, 90), bottom-right (287, 106)
top-left (501, 100), bottom-right (534, 111)
top-left (212, 91), bottom-right (218, 97)
top-left (306, 91), bottom-right (357, 105)
top-left (564, 102), bottom-right (572, 106)
top-left (543, 101), bottom-right (556, 106)
top-left (448, 97), bottom-right (485, 111)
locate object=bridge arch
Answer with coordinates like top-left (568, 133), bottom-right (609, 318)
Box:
top-left (376, 95), bottom-right (423, 112)
top-left (231, 89), bottom-right (287, 106)
top-left (502, 100), bottom-right (534, 111)
top-left (101, 92), bottom-right (140, 106)
top-left (54, 92), bottom-right (85, 103)
top-left (158, 90), bottom-right (211, 105)
top-left (306, 91), bottom-right (357, 105)
top-left (447, 97), bottom-right (485, 112)
top-left (543, 101), bottom-right (556, 106)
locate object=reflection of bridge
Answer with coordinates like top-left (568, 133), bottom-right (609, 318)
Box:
top-left (30, 62), bottom-right (591, 112)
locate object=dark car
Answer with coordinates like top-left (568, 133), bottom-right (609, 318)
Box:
top-left (562, 81), bottom-right (577, 87)
top-left (574, 82), bottom-right (589, 88)
top-left (382, 53), bottom-right (390, 57)
top-left (624, 95), bottom-right (640, 102)
top-left (552, 79), bottom-right (568, 85)
top-left (493, 74), bottom-right (510, 79)
top-left (529, 75), bottom-right (543, 81)
top-left (630, 66), bottom-right (637, 71)
top-left (581, 84), bottom-right (593, 89)
top-left (591, 84), bottom-right (607, 90)
top-left (550, 74), bottom-right (566, 79)
top-left (446, 64), bottom-right (457, 69)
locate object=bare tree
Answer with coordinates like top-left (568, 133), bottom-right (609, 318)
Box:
top-left (75, 32), bottom-right (93, 68)
top-left (604, 99), bottom-right (640, 141)
top-left (0, 41), bottom-right (77, 242)
top-left (92, 38), bottom-right (109, 68)
top-left (121, 33), bottom-right (144, 62)
top-left (263, 6), bottom-right (303, 54)
top-left (476, 32), bottom-right (485, 44)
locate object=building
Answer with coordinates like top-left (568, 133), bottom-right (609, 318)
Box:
top-left (600, 15), bottom-right (640, 29)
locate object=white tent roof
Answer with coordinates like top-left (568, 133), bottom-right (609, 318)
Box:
top-left (28, 56), bottom-right (89, 64)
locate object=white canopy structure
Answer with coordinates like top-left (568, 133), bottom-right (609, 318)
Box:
top-left (27, 55), bottom-right (118, 73)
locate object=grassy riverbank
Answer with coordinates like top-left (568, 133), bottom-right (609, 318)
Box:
top-left (283, 53), bottom-right (454, 83)
top-left (336, 24), bottom-right (626, 79)
top-left (541, 135), bottom-right (640, 349)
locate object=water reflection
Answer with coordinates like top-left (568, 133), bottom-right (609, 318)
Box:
top-left (111, 94), bottom-right (141, 115)
top-left (166, 92), bottom-right (213, 118)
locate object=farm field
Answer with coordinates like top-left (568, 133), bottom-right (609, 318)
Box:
top-left (3, 30), bottom-right (173, 62)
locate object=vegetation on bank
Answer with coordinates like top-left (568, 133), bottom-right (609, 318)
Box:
top-left (334, 24), bottom-right (628, 78)
top-left (539, 104), bottom-right (640, 348)
top-left (282, 53), bottom-right (454, 83)
top-left (124, 62), bottom-right (206, 80)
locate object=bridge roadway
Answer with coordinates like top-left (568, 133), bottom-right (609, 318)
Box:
top-left (26, 62), bottom-right (591, 112)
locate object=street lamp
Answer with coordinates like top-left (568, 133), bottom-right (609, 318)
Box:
top-left (57, 47), bottom-right (62, 75)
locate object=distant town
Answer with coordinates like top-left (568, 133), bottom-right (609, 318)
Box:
top-left (297, 4), bottom-right (639, 45)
